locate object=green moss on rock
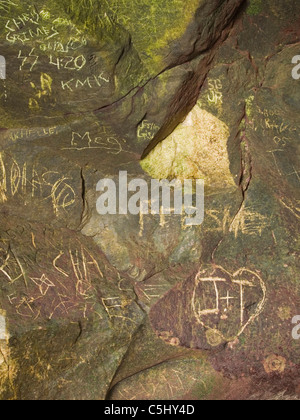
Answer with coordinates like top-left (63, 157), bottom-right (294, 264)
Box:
top-left (247, 0), bottom-right (263, 16)
top-left (61, 0), bottom-right (201, 74)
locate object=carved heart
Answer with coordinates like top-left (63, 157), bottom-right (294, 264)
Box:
top-left (150, 265), bottom-right (267, 349)
top-left (191, 266), bottom-right (267, 347)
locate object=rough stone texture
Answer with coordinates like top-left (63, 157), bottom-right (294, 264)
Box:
top-left (0, 0), bottom-right (299, 400)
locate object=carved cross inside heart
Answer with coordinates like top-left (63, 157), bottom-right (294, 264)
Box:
top-left (192, 266), bottom-right (267, 347)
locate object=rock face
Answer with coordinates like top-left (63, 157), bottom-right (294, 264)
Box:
top-left (0, 0), bottom-right (299, 400)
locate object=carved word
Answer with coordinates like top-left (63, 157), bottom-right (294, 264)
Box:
top-left (230, 203), bottom-right (269, 238)
top-left (137, 121), bottom-right (159, 142)
top-left (6, 23), bottom-right (59, 44)
top-left (9, 126), bottom-right (58, 142)
top-left (63, 130), bottom-right (124, 154)
top-left (5, 10), bottom-right (61, 44)
top-left (39, 37), bottom-right (87, 53)
top-left (18, 48), bottom-right (87, 74)
top-left (207, 79), bottom-right (223, 106)
top-left (61, 73), bottom-right (110, 91)
top-left (3, 243), bottom-right (101, 321)
top-left (0, 153), bottom-right (76, 215)
top-left (5, 10), bottom-right (40, 32)
top-left (49, 54), bottom-right (86, 71)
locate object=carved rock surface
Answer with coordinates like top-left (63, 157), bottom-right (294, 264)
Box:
top-left (0, 0), bottom-right (299, 400)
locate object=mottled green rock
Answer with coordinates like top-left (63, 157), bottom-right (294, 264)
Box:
top-left (0, 0), bottom-right (299, 401)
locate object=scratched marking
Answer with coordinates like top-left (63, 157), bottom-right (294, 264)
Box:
top-left (0, 152), bottom-right (76, 215)
top-left (62, 130), bottom-right (125, 154)
top-left (192, 266), bottom-right (267, 346)
top-left (229, 203), bottom-right (269, 238)
top-left (137, 121), bottom-right (159, 142)
top-left (0, 230), bottom-right (141, 330)
top-left (207, 79), bottom-right (223, 106)
top-left (29, 72), bottom-right (53, 110)
top-left (1, 240), bottom-right (102, 321)
top-left (111, 362), bottom-right (201, 400)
